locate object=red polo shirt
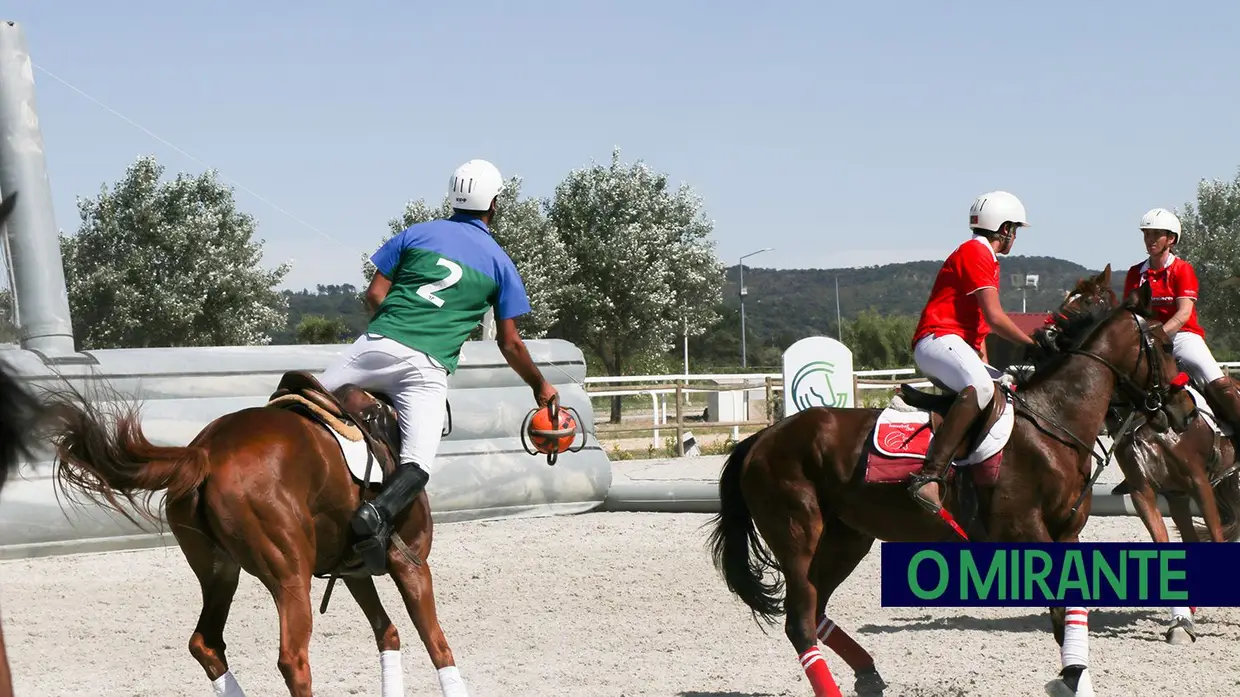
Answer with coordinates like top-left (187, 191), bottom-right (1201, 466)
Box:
top-left (1123, 254), bottom-right (1204, 337)
top-left (913, 236), bottom-right (1000, 351)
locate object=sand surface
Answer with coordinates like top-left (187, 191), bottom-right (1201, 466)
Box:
top-left (2, 507), bottom-right (1237, 697)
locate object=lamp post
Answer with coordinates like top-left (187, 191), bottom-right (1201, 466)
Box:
top-left (1009, 273), bottom-right (1039, 313)
top-left (739, 247), bottom-right (773, 368)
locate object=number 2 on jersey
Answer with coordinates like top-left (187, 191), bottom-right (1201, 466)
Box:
top-left (416, 257), bottom-right (463, 307)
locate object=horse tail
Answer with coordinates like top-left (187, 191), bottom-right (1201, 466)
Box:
top-left (707, 427), bottom-right (785, 625)
top-left (1203, 470), bottom-right (1240, 542)
top-left (43, 383), bottom-right (210, 528)
top-left (0, 361), bottom-right (46, 491)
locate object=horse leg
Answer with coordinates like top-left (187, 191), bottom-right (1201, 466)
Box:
top-left (263, 570), bottom-right (315, 697)
top-left (345, 577), bottom-right (405, 697)
top-left (168, 497), bottom-right (248, 697)
top-left (389, 554), bottom-right (468, 697)
top-left (1044, 530), bottom-right (1093, 697)
top-left (748, 486), bottom-right (841, 697)
top-left (1163, 495), bottom-right (1201, 644)
top-left (812, 517), bottom-right (883, 696)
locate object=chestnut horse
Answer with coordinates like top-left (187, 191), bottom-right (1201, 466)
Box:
top-left (708, 283), bottom-right (1195, 697)
top-left (41, 369), bottom-right (467, 696)
top-left (1043, 266), bottom-right (1240, 645)
top-left (0, 191), bottom-right (56, 697)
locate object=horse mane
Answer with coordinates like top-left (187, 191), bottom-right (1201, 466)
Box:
top-left (1012, 290), bottom-right (1150, 390)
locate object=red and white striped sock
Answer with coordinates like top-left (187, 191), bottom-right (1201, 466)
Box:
top-left (1062, 608), bottom-right (1089, 667)
top-left (798, 646), bottom-right (843, 697)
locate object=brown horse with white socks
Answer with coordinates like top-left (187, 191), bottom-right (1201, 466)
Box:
top-left (1043, 267), bottom-right (1240, 645)
top-left (0, 191), bottom-right (57, 697)
top-left (708, 281), bottom-right (1195, 697)
top-left (41, 370), bottom-right (469, 697)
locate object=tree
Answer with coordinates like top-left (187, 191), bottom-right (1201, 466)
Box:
top-left (361, 177), bottom-right (572, 339)
top-left (841, 310), bottom-right (917, 370)
top-left (295, 314), bottom-right (351, 344)
top-left (547, 148), bottom-right (725, 422)
top-left (1177, 167), bottom-right (1240, 360)
top-left (60, 156), bottom-right (290, 349)
top-left (0, 289), bottom-right (18, 345)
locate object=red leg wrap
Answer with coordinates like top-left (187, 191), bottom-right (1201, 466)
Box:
top-left (799, 647), bottom-right (842, 697)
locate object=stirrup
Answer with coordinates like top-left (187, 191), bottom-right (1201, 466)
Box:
top-left (352, 535), bottom-right (390, 574)
top-left (908, 471), bottom-right (948, 512)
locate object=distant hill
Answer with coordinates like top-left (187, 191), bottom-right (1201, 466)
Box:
top-left (722, 255), bottom-right (1121, 343)
top-left (275, 256), bottom-right (1121, 351)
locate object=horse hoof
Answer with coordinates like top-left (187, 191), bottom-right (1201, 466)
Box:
top-left (1165, 617), bottom-right (1197, 645)
top-left (1045, 665), bottom-right (1094, 697)
top-left (854, 666), bottom-right (887, 696)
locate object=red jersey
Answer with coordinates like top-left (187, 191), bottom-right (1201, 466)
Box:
top-left (913, 237), bottom-right (1001, 351)
top-left (1123, 255), bottom-right (1204, 337)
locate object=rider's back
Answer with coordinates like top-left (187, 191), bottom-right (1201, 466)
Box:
top-left (368, 214), bottom-right (529, 373)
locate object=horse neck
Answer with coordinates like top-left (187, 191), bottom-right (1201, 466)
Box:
top-left (1020, 335), bottom-right (1123, 447)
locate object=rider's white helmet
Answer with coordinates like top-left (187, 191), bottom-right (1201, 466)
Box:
top-left (448, 159), bottom-right (504, 212)
top-left (969, 191), bottom-right (1029, 233)
top-left (1140, 207), bottom-right (1183, 241)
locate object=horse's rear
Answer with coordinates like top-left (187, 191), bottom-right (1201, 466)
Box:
top-left (45, 383), bottom-right (456, 697)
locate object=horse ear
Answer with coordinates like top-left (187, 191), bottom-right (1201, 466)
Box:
top-left (1125, 280), bottom-right (1152, 310)
top-left (1100, 264), bottom-right (1112, 286)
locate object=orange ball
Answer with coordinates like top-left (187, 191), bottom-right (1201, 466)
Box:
top-left (527, 406), bottom-right (578, 454)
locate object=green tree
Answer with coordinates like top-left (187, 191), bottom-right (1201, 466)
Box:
top-left (1177, 167), bottom-right (1240, 360)
top-left (361, 177), bottom-right (572, 339)
top-left (0, 289), bottom-right (18, 345)
top-left (60, 155), bottom-right (290, 349)
top-left (548, 148), bottom-right (724, 422)
top-left (295, 314), bottom-right (351, 344)
top-left (841, 310), bottom-right (917, 370)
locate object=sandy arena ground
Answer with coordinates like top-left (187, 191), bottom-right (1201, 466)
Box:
top-left (2, 457), bottom-right (1238, 696)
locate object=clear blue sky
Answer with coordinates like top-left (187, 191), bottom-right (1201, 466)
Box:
top-left (6, 1), bottom-right (1240, 292)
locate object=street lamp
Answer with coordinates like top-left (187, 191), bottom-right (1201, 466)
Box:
top-left (739, 247), bottom-right (773, 368)
top-left (1009, 273), bottom-right (1039, 313)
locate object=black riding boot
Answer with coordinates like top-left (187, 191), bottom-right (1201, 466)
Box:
top-left (908, 386), bottom-right (985, 514)
top-left (351, 462), bottom-right (429, 574)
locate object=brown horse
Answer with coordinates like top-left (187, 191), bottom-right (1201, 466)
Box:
top-left (41, 370), bottom-right (469, 696)
top-left (707, 282), bottom-right (1195, 697)
top-left (1042, 268), bottom-right (1240, 645)
top-left (0, 190), bottom-right (56, 697)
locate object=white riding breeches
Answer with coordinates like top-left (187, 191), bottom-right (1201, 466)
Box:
top-left (913, 333), bottom-right (995, 410)
top-left (316, 333), bottom-right (450, 474)
top-left (1173, 331), bottom-right (1225, 385)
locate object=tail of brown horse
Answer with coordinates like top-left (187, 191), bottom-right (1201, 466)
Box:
top-left (707, 428), bottom-right (786, 625)
top-left (45, 385), bottom-right (210, 528)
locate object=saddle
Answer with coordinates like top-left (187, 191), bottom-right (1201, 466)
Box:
top-left (267, 370), bottom-right (403, 482)
top-left (898, 380), bottom-right (1010, 462)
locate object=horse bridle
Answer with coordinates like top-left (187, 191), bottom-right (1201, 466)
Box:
top-left (1066, 311), bottom-right (1189, 418)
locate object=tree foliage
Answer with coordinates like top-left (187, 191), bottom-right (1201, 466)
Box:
top-left (59, 155), bottom-right (290, 349)
top-left (841, 310), bottom-right (917, 370)
top-left (1176, 168), bottom-right (1240, 360)
top-left (295, 314), bottom-right (351, 344)
top-left (546, 148), bottom-right (724, 421)
top-left (362, 177), bottom-right (571, 338)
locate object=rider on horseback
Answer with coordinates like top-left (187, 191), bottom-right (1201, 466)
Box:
top-left (319, 158), bottom-right (559, 574)
top-left (906, 191), bottom-right (1037, 514)
top-left (1124, 207), bottom-right (1240, 433)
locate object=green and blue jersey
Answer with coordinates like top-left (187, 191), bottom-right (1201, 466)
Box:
top-left (367, 214), bottom-right (530, 373)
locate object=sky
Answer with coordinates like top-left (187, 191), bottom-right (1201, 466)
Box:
top-left (3, 1), bottom-right (1240, 292)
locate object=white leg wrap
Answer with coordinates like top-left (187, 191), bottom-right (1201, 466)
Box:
top-left (438, 665), bottom-right (470, 697)
top-left (1171, 606), bottom-right (1192, 621)
top-left (211, 671), bottom-right (247, 697)
top-left (1062, 607), bottom-right (1089, 667)
top-left (381, 650), bottom-right (404, 697)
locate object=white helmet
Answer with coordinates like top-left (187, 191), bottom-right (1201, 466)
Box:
top-left (448, 159), bottom-right (504, 212)
top-left (969, 191), bottom-right (1029, 233)
top-left (1139, 207), bottom-right (1182, 240)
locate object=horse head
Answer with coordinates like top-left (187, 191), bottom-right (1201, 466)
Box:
top-left (1032, 278), bottom-right (1195, 433)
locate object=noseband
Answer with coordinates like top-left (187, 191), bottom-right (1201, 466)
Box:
top-left (1065, 311), bottom-right (1189, 418)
